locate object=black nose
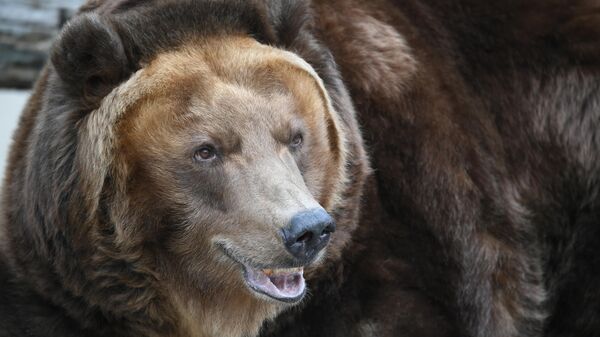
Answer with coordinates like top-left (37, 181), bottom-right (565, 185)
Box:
top-left (282, 208), bottom-right (336, 262)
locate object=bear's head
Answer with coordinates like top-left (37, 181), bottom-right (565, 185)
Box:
top-left (18, 7), bottom-right (366, 336)
top-left (94, 36), bottom-right (349, 299)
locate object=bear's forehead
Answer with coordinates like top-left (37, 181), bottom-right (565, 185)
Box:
top-left (139, 36), bottom-right (305, 96)
top-left (108, 36), bottom-right (330, 152)
top-left (120, 37), bottom-right (327, 128)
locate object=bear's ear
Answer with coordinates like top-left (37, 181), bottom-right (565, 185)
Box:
top-left (51, 13), bottom-right (130, 108)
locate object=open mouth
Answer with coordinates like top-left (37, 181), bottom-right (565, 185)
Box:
top-left (217, 244), bottom-right (306, 303)
top-left (243, 265), bottom-right (306, 303)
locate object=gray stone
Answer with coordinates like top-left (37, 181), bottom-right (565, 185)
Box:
top-left (0, 0), bottom-right (82, 88)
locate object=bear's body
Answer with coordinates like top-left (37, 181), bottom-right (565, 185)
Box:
top-left (1, 1), bottom-right (599, 337)
top-left (264, 1), bottom-right (600, 336)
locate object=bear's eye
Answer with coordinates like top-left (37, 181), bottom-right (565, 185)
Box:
top-left (194, 146), bottom-right (217, 162)
top-left (290, 134), bottom-right (303, 150)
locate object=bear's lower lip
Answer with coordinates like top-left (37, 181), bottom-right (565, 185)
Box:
top-left (243, 265), bottom-right (306, 303)
top-left (215, 243), bottom-right (307, 303)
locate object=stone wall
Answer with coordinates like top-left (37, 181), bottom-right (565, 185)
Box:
top-left (0, 0), bottom-right (83, 88)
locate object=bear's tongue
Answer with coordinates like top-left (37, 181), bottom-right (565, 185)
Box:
top-left (244, 266), bottom-right (305, 301)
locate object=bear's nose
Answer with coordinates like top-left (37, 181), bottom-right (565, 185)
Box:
top-left (282, 208), bottom-right (336, 262)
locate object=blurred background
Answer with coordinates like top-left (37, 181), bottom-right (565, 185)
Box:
top-left (0, 0), bottom-right (83, 171)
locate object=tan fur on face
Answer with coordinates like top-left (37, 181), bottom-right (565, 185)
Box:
top-left (77, 36), bottom-right (349, 337)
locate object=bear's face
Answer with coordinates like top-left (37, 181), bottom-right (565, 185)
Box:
top-left (105, 37), bottom-right (347, 307)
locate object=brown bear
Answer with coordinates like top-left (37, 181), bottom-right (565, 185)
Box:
top-left (1, 1), bottom-right (599, 337)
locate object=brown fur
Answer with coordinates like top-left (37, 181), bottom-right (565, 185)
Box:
top-left (0, 18), bottom-right (365, 334)
top-left (107, 39), bottom-right (351, 336)
top-left (2, 1), bottom-right (600, 337)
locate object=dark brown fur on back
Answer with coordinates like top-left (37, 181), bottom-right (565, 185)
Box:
top-left (1, 0), bottom-right (600, 337)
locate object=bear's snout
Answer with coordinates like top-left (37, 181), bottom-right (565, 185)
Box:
top-left (281, 208), bottom-right (336, 263)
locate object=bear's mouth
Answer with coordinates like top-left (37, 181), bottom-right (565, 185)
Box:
top-left (216, 244), bottom-right (306, 303)
top-left (243, 265), bottom-right (306, 303)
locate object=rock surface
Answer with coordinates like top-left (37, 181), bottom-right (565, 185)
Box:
top-left (0, 0), bottom-right (82, 88)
